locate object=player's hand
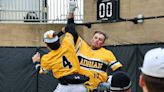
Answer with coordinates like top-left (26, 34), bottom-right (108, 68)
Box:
top-left (69, 0), bottom-right (77, 13)
top-left (61, 27), bottom-right (66, 33)
top-left (32, 52), bottom-right (41, 63)
top-left (97, 82), bottom-right (110, 92)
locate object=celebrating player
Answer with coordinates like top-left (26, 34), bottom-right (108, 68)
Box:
top-left (31, 1), bottom-right (90, 91)
top-left (65, 0), bottom-right (123, 91)
top-left (32, 26), bottom-right (90, 92)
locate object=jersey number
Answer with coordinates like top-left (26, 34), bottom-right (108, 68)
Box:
top-left (94, 73), bottom-right (100, 78)
top-left (62, 56), bottom-right (72, 68)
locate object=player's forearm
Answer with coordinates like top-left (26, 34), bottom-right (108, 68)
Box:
top-left (57, 31), bottom-right (64, 37)
top-left (57, 18), bottom-right (76, 38)
top-left (65, 24), bottom-right (78, 43)
top-left (67, 18), bottom-right (75, 25)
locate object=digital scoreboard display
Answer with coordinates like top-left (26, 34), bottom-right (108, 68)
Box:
top-left (97, 0), bottom-right (119, 21)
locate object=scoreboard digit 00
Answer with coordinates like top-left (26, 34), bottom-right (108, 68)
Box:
top-left (97, 0), bottom-right (119, 21)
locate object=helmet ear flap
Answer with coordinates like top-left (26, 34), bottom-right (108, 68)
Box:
top-left (52, 32), bottom-right (58, 38)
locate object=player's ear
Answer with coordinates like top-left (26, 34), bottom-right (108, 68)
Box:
top-left (139, 74), bottom-right (145, 87)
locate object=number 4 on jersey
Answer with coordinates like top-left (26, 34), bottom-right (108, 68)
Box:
top-left (62, 56), bottom-right (72, 68)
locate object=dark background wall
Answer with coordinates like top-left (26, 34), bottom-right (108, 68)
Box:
top-left (105, 43), bottom-right (164, 92)
top-left (0, 43), bottom-right (164, 92)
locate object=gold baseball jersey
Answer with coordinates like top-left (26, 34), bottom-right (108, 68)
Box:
top-left (75, 37), bottom-right (123, 88)
top-left (39, 33), bottom-right (80, 79)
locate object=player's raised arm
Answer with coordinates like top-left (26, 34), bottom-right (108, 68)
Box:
top-left (64, 0), bottom-right (79, 44)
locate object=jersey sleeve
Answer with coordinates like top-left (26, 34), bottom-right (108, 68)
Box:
top-left (75, 36), bottom-right (86, 53)
top-left (65, 24), bottom-right (78, 44)
top-left (62, 33), bottom-right (75, 47)
top-left (107, 51), bottom-right (123, 71)
top-left (39, 55), bottom-right (51, 74)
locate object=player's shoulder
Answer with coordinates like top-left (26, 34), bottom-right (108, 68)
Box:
top-left (101, 47), bottom-right (113, 53)
top-left (64, 32), bottom-right (74, 39)
top-left (42, 51), bottom-right (54, 59)
top-left (62, 33), bottom-right (75, 46)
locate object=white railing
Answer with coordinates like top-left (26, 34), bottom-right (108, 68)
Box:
top-left (0, 0), bottom-right (83, 23)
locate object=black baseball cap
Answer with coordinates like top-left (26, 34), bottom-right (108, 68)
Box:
top-left (110, 71), bottom-right (132, 91)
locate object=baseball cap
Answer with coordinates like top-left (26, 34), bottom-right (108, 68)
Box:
top-left (140, 47), bottom-right (164, 78)
top-left (43, 30), bottom-right (59, 43)
top-left (110, 71), bottom-right (132, 91)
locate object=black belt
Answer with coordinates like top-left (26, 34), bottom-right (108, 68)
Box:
top-left (58, 74), bottom-right (89, 85)
top-left (58, 77), bottom-right (69, 85)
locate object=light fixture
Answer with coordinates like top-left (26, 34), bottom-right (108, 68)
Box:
top-left (133, 14), bottom-right (144, 24)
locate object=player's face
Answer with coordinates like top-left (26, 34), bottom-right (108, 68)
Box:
top-left (90, 33), bottom-right (105, 49)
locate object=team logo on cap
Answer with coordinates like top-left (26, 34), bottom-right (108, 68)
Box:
top-left (43, 30), bottom-right (59, 43)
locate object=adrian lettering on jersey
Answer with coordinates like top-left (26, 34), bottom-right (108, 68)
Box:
top-left (78, 56), bottom-right (107, 72)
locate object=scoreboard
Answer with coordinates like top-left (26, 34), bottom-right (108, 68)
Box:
top-left (97, 0), bottom-right (120, 21)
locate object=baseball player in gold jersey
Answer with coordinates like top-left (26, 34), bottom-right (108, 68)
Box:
top-left (32, 26), bottom-right (89, 92)
top-left (32, 1), bottom-right (90, 91)
top-left (61, 1), bottom-right (123, 91)
top-left (75, 31), bottom-right (123, 90)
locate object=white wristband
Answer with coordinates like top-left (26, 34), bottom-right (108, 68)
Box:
top-left (107, 75), bottom-right (112, 85)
